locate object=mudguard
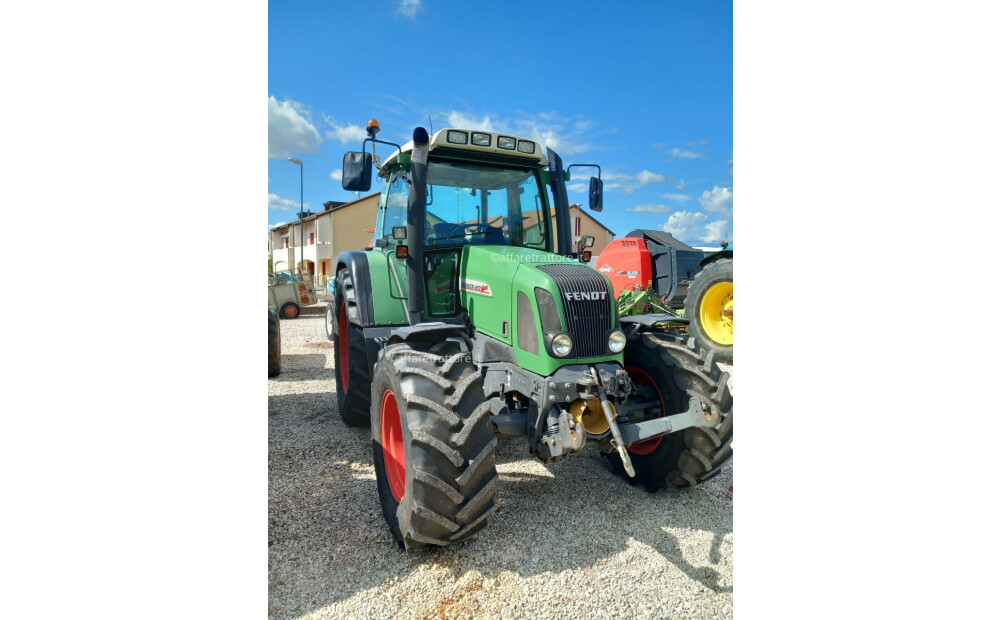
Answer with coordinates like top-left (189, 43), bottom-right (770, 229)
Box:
top-left (337, 251), bottom-right (376, 326)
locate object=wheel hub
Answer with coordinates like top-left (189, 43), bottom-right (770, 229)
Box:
top-left (700, 281), bottom-right (733, 346)
top-left (625, 366), bottom-right (665, 455)
top-left (338, 303), bottom-right (350, 390)
top-left (380, 390), bottom-right (405, 502)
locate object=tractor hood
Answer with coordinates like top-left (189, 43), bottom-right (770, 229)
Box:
top-left (458, 245), bottom-right (619, 376)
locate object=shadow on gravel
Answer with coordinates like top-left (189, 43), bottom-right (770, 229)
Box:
top-left (268, 395), bottom-right (733, 619)
top-left (269, 353), bottom-right (330, 383)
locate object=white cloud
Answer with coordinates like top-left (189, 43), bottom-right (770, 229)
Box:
top-left (268, 96), bottom-right (322, 159)
top-left (396, 0), bottom-right (422, 19)
top-left (323, 115), bottom-right (367, 144)
top-left (628, 204), bottom-right (673, 213)
top-left (661, 193), bottom-right (691, 202)
top-left (567, 182), bottom-right (588, 194)
top-left (668, 147), bottom-right (705, 159)
top-left (662, 211), bottom-right (707, 241)
top-left (685, 139), bottom-right (708, 147)
top-left (446, 111), bottom-right (494, 131)
top-left (620, 186), bottom-right (635, 196)
top-left (330, 169), bottom-right (342, 181)
top-left (636, 170), bottom-right (666, 185)
top-left (700, 220), bottom-right (730, 244)
top-left (698, 185), bottom-right (733, 218)
top-left (676, 179), bottom-right (687, 189)
top-left (269, 193), bottom-right (308, 211)
top-left (270, 221), bottom-right (287, 229)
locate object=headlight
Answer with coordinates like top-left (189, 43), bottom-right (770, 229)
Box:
top-left (608, 329), bottom-right (626, 353)
top-left (551, 333), bottom-right (573, 357)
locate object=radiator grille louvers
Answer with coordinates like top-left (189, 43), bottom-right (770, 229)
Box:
top-left (536, 264), bottom-right (613, 358)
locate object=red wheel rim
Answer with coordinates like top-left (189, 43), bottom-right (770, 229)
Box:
top-left (338, 303), bottom-right (349, 390)
top-left (626, 366), bottom-right (666, 455)
top-left (380, 390), bottom-right (405, 502)
top-left (284, 305), bottom-right (297, 318)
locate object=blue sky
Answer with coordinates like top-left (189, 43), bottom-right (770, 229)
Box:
top-left (268, 0), bottom-right (732, 247)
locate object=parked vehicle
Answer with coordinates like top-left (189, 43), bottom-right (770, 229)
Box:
top-left (268, 269), bottom-right (316, 319)
top-left (596, 230), bottom-right (733, 362)
top-left (331, 120), bottom-right (732, 549)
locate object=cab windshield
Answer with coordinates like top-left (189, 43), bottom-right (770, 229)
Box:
top-left (380, 160), bottom-right (550, 251)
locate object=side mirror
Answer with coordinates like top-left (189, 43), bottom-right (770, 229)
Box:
top-left (580, 235), bottom-right (595, 248)
top-left (589, 177), bottom-right (603, 212)
top-left (342, 151), bottom-right (373, 192)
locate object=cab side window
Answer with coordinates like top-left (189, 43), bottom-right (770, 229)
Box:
top-left (381, 172), bottom-right (409, 242)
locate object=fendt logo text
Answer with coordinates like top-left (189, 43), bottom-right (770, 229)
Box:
top-left (564, 291), bottom-right (608, 301)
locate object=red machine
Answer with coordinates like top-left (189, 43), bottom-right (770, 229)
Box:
top-left (597, 237), bottom-right (654, 297)
top-left (595, 229), bottom-right (709, 308)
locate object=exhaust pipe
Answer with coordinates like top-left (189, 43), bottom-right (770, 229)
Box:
top-left (406, 127), bottom-right (430, 325)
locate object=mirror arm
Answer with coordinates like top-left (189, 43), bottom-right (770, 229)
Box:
top-left (363, 137), bottom-right (404, 178)
top-left (566, 163), bottom-right (602, 180)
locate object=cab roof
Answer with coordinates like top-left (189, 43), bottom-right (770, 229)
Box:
top-left (381, 128), bottom-right (548, 170)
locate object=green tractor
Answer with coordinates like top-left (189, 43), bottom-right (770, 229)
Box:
top-left (331, 121), bottom-right (732, 549)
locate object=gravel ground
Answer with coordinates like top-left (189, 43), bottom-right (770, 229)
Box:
top-left (269, 316), bottom-right (733, 619)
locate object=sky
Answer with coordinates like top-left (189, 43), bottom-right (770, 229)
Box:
top-left (268, 0), bottom-right (733, 247)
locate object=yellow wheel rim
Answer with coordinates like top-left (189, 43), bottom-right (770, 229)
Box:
top-left (699, 281), bottom-right (733, 346)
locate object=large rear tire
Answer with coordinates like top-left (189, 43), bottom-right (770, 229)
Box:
top-left (606, 332), bottom-right (733, 491)
top-left (268, 306), bottom-right (281, 378)
top-left (333, 268), bottom-right (371, 427)
top-left (371, 337), bottom-right (498, 550)
top-left (684, 257), bottom-right (733, 363)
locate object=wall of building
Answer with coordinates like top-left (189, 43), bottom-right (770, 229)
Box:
top-left (332, 194), bottom-right (380, 256)
top-left (550, 206), bottom-right (615, 255)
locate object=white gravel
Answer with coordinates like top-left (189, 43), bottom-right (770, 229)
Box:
top-left (269, 316), bottom-right (733, 619)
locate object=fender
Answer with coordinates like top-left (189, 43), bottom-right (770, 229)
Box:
top-left (697, 248), bottom-right (733, 269)
top-left (336, 251), bottom-right (376, 326)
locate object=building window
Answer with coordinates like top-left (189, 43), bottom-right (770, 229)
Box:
top-left (310, 232), bottom-right (315, 245)
top-left (283, 238), bottom-right (288, 249)
top-left (321, 262), bottom-right (327, 276)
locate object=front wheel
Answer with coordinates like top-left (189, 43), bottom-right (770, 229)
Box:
top-left (606, 332), bottom-right (733, 491)
top-left (371, 338), bottom-right (498, 550)
top-left (324, 303), bottom-right (336, 341)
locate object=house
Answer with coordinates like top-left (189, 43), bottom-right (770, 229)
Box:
top-left (268, 192), bottom-right (381, 283)
top-left (268, 193), bottom-right (615, 284)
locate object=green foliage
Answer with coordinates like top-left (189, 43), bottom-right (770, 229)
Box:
top-left (616, 285), bottom-right (687, 330)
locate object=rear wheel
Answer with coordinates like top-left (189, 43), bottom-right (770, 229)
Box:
top-left (280, 302), bottom-right (300, 320)
top-left (333, 268), bottom-right (370, 427)
top-left (371, 338), bottom-right (498, 550)
top-left (684, 258), bottom-right (733, 362)
top-left (606, 331), bottom-right (732, 491)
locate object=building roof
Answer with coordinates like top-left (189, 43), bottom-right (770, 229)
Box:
top-left (564, 206), bottom-right (616, 236)
top-left (270, 192), bottom-right (380, 232)
top-left (268, 192), bottom-right (615, 237)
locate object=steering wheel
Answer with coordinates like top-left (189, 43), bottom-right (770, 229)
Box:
top-left (462, 223), bottom-right (491, 235)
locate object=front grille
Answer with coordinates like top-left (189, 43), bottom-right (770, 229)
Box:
top-left (536, 264), bottom-right (613, 358)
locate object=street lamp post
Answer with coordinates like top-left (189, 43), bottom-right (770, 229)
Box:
top-left (288, 157), bottom-right (304, 274)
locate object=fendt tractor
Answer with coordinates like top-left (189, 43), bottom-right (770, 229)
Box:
top-left (325, 120), bottom-right (732, 549)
